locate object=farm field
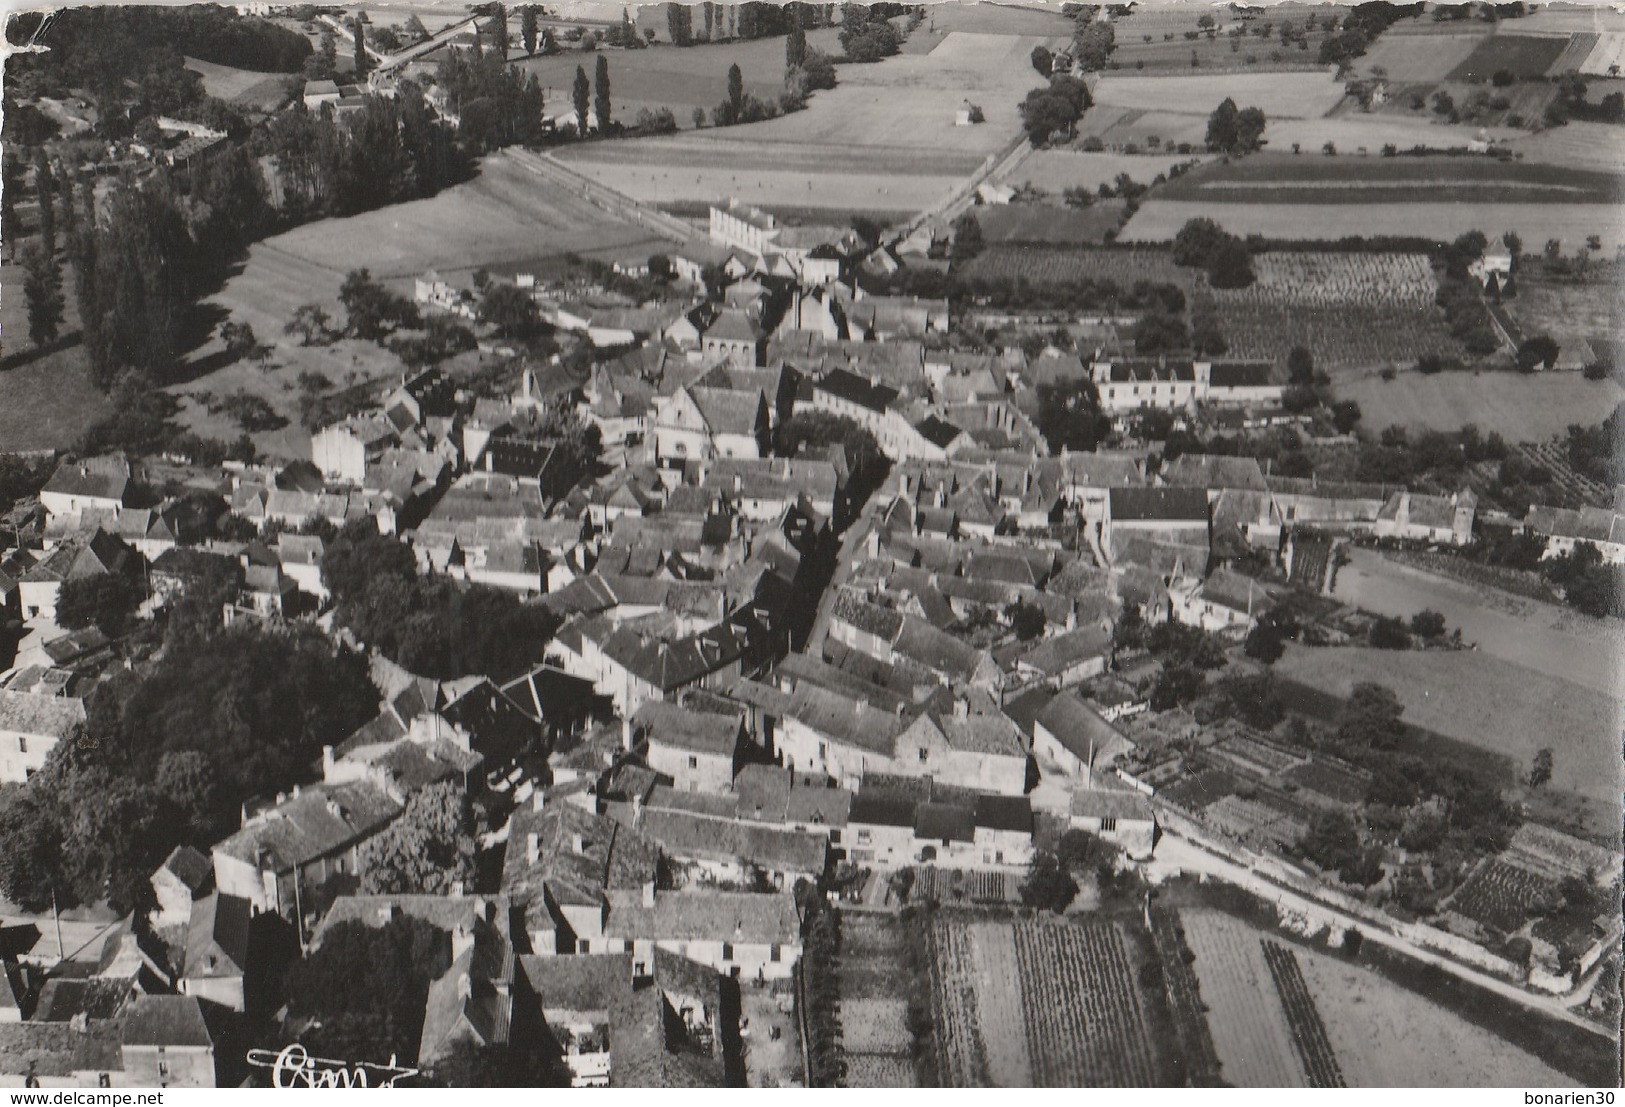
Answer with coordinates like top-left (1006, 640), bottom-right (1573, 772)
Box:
top-left (712, 31), bottom-right (1053, 155)
top-left (170, 150), bottom-right (663, 456)
top-left (510, 29), bottom-right (843, 113)
top-left (1178, 910), bottom-right (1305, 1087)
top-left (1199, 299), bottom-right (1464, 374)
top-left (1507, 121), bottom-right (1625, 172)
top-left (552, 133), bottom-right (972, 216)
top-left (183, 56), bottom-right (297, 112)
top-left (264, 149), bottom-right (670, 280)
top-left (1276, 643), bottom-right (1622, 805)
top-left (1447, 33), bottom-right (1574, 82)
top-left (1341, 368), bottom-right (1623, 439)
top-left (1154, 154), bottom-right (1622, 205)
top-left (1183, 909), bottom-right (1574, 1086)
top-left (927, 917), bottom-right (1163, 1087)
top-left (1105, 5), bottom-right (1341, 73)
top-left (1289, 930), bottom-right (1574, 1086)
top-left (972, 203), bottom-right (1126, 246)
top-left (1090, 71), bottom-right (1347, 120)
top-left (1502, 275), bottom-right (1624, 343)
top-left (1079, 107), bottom-right (1208, 151)
top-left (1347, 27), bottom-right (1490, 82)
top-left (555, 28), bottom-right (1052, 215)
top-left (0, 256), bottom-right (112, 452)
top-left (1121, 200), bottom-right (1625, 252)
top-left (960, 245), bottom-right (1191, 288)
top-left (901, 1), bottom-right (1077, 54)
top-left (1003, 150), bottom-right (1209, 193)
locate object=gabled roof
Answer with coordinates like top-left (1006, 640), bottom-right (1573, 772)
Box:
top-left (41, 454), bottom-right (129, 504)
top-left (604, 889), bottom-right (800, 946)
top-left (1070, 787), bottom-right (1154, 823)
top-left (213, 782), bottom-right (402, 873)
top-left (120, 995), bottom-right (213, 1049)
top-left (1034, 690), bottom-right (1134, 765)
top-left (1109, 486), bottom-right (1208, 523)
top-left (0, 689), bottom-right (85, 739)
top-left (183, 892), bottom-right (251, 980)
top-left (157, 845), bottom-right (213, 896)
top-left (631, 701), bottom-right (742, 757)
top-left (814, 368), bottom-right (899, 414)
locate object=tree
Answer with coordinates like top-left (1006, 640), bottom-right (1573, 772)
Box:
top-left (1019, 851), bottom-right (1078, 912)
top-left (1172, 217), bottom-right (1229, 268)
top-left (1205, 96), bottom-right (1239, 152)
top-left (1516, 334), bottom-right (1560, 373)
top-left (1133, 308), bottom-right (1189, 354)
top-left (1206, 237), bottom-right (1255, 289)
top-left (56, 573), bottom-right (142, 636)
top-left (491, 2), bottom-right (509, 59)
top-left (1073, 19), bottom-right (1114, 70)
top-left (1031, 43), bottom-right (1053, 74)
top-left (357, 783), bottom-right (477, 895)
top-left (478, 282), bottom-right (542, 338)
top-left (1331, 399), bottom-right (1362, 434)
top-left (1036, 378), bottom-right (1109, 453)
top-left (1337, 682), bottom-right (1405, 752)
top-left (1007, 599), bottom-right (1046, 641)
top-left (787, 16), bottom-right (807, 69)
top-left (521, 5), bottom-right (538, 53)
top-left (353, 16), bottom-right (369, 76)
top-left (20, 242), bottom-right (64, 347)
top-left (339, 268), bottom-right (418, 339)
top-left (430, 1039), bottom-right (565, 1088)
top-left (1244, 620), bottom-right (1284, 663)
top-left (322, 518), bottom-right (419, 603)
top-left (1409, 609), bottom-right (1446, 639)
top-left (727, 62), bottom-right (745, 122)
top-left (950, 211), bottom-right (983, 262)
top-left (220, 319), bottom-right (259, 362)
top-left (572, 64), bottom-right (591, 134)
top-left (1151, 663), bottom-right (1206, 710)
top-left (1301, 811), bottom-right (1361, 873)
top-left (839, 10), bottom-right (899, 61)
top-left (1529, 747), bottom-right (1553, 789)
top-left (1019, 75), bottom-right (1091, 146)
top-left (33, 150), bottom-right (55, 254)
top-left (667, 2), bottom-right (692, 46)
top-left (594, 54), bottom-right (612, 131)
top-left (285, 303), bottom-right (333, 346)
top-left (1287, 345), bottom-right (1314, 384)
top-left (1368, 615), bottom-right (1411, 650)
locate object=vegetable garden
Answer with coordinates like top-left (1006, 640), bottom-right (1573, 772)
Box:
top-left (1444, 858), bottom-right (1561, 934)
top-left (1180, 910), bottom-right (1308, 1087)
top-left (1195, 294), bottom-right (1467, 373)
top-left (1148, 909), bottom-right (1223, 1087)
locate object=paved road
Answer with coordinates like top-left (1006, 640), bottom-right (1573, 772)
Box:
top-left (1145, 832), bottom-right (1612, 1039)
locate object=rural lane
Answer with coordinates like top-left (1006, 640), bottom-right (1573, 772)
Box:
top-left (1146, 832), bottom-right (1613, 1040)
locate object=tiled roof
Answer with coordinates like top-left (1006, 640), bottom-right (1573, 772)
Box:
top-left (1161, 453), bottom-right (1268, 493)
top-left (213, 782), bottom-right (402, 872)
top-left (1108, 486), bottom-right (1208, 522)
top-left (120, 995), bottom-right (213, 1048)
top-left (503, 803), bottom-right (660, 911)
top-left (41, 455), bottom-right (129, 503)
top-left (1070, 787), bottom-right (1154, 822)
top-left (632, 701), bottom-right (742, 757)
top-left (184, 892), bottom-right (251, 979)
top-left (159, 845), bottom-right (214, 895)
top-left (0, 690), bottom-right (85, 739)
top-left (604, 889), bottom-right (800, 946)
top-left (628, 807), bottom-right (828, 873)
top-left (1034, 691), bottom-right (1133, 765)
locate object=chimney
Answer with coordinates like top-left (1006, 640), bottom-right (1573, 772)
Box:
top-left (642, 880), bottom-right (656, 908)
top-left (571, 833), bottom-right (585, 854)
top-left (532, 789), bottom-right (545, 812)
top-left (952, 697), bottom-right (969, 720)
top-left (456, 972), bottom-right (473, 1000)
top-left (527, 833), bottom-right (540, 865)
top-left (321, 745), bottom-right (336, 778)
top-left (377, 903), bottom-right (398, 924)
top-left (622, 717), bottom-right (634, 751)
top-left (291, 784), bottom-right (301, 798)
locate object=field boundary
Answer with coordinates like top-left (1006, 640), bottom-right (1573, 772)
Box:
top-left (513, 147), bottom-right (695, 242)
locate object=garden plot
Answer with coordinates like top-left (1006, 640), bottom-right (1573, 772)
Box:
top-left (1447, 33), bottom-right (1574, 82)
top-left (1340, 369), bottom-right (1624, 441)
top-left (1445, 858), bottom-right (1561, 934)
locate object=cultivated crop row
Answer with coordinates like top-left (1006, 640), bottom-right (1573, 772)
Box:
top-left (964, 245), bottom-right (1191, 289)
top-left (927, 920), bottom-right (990, 1087)
top-left (1239, 252), bottom-right (1439, 309)
top-left (1197, 297), bottom-right (1467, 372)
top-left (1446, 858), bottom-right (1561, 935)
top-left (1260, 941), bottom-right (1346, 1088)
top-left (913, 867), bottom-right (1016, 904)
top-left (1011, 920), bottom-right (1159, 1087)
top-left (1148, 909), bottom-right (1224, 1087)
